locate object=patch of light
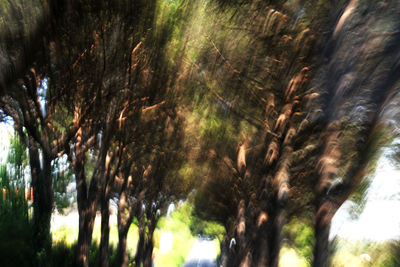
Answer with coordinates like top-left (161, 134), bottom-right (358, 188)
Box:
top-left (331, 150), bottom-right (400, 241)
top-left (167, 203), bottom-right (175, 217)
top-left (39, 77), bottom-right (48, 116)
top-left (184, 240), bottom-right (217, 262)
top-left (159, 232), bottom-right (173, 254)
top-left (0, 123), bottom-right (14, 164)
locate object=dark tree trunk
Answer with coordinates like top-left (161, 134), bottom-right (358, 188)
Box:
top-left (254, 234), bottom-right (269, 267)
top-left (223, 225), bottom-right (238, 267)
top-left (117, 200), bottom-right (130, 267)
top-left (117, 227), bottom-right (130, 267)
top-left (74, 128), bottom-right (100, 267)
top-left (219, 237), bottom-right (230, 267)
top-left (28, 137), bottom-right (53, 266)
top-left (143, 234), bottom-right (154, 267)
top-left (226, 244), bottom-right (237, 267)
top-left (76, 199), bottom-right (97, 267)
top-left (100, 194), bottom-right (110, 267)
top-left (238, 249), bottom-right (251, 267)
top-left (117, 188), bottom-right (138, 267)
top-left (233, 200), bottom-right (251, 267)
top-left (73, 116), bottom-right (113, 266)
top-left (268, 209), bottom-right (285, 267)
top-left (99, 151), bottom-right (119, 267)
top-left (134, 221), bottom-right (145, 266)
top-left (143, 217), bottom-right (157, 267)
top-left (312, 201), bottom-right (335, 267)
top-left (76, 171), bottom-right (101, 267)
top-left (252, 219), bottom-right (269, 267)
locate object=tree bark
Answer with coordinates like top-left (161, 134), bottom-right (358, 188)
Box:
top-left (233, 200), bottom-right (250, 267)
top-left (312, 201), bottom-right (336, 267)
top-left (143, 216), bottom-right (157, 267)
top-left (117, 226), bottom-right (130, 267)
top-left (100, 194), bottom-right (110, 267)
top-left (268, 209), bottom-right (285, 267)
top-left (28, 136), bottom-right (53, 266)
top-left (76, 175), bottom-right (98, 267)
top-left (117, 187), bottom-right (139, 267)
top-left (74, 127), bottom-right (102, 267)
top-left (143, 233), bottom-right (154, 267)
top-left (134, 217), bottom-right (145, 266)
top-left (252, 219), bottom-right (269, 267)
top-left (76, 209), bottom-right (96, 267)
top-left (219, 237), bottom-right (230, 267)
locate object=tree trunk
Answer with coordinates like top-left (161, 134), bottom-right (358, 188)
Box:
top-left (117, 180), bottom-right (142, 266)
top-left (117, 194), bottom-right (130, 267)
top-left (28, 137), bottom-right (53, 266)
top-left (117, 188), bottom-right (139, 267)
top-left (117, 196), bottom-right (138, 267)
top-left (223, 224), bottom-right (238, 267)
top-left (235, 200), bottom-right (249, 266)
top-left (74, 128), bottom-right (99, 267)
top-left (73, 120), bottom-right (113, 266)
top-left (100, 195), bottom-right (110, 267)
top-left (238, 250), bottom-right (251, 267)
top-left (76, 201), bottom-right (97, 267)
top-left (143, 235), bottom-right (154, 267)
top-left (143, 218), bottom-right (157, 267)
top-left (76, 218), bottom-right (95, 266)
top-left (226, 242), bottom-right (237, 267)
top-left (252, 219), bottom-right (269, 267)
top-left (219, 237), bottom-right (229, 267)
top-left (312, 201), bottom-right (335, 267)
top-left (134, 222), bottom-right (145, 266)
top-left (117, 227), bottom-right (130, 267)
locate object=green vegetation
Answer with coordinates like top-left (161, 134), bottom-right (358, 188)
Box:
top-left (52, 220), bottom-right (138, 254)
top-left (0, 134), bottom-right (33, 267)
top-left (283, 218), bottom-right (314, 264)
top-left (1, 0), bottom-right (400, 266)
top-left (156, 201), bottom-right (224, 267)
top-left (331, 239), bottom-right (400, 267)
top-left (52, 222), bottom-right (138, 266)
top-left (0, 188), bottom-right (33, 267)
top-left (155, 214), bottom-right (197, 266)
top-left (51, 201), bottom-right (223, 267)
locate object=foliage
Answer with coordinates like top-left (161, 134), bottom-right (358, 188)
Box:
top-left (283, 217), bottom-right (314, 264)
top-left (0, 188), bottom-right (33, 267)
top-left (0, 135), bottom-right (33, 267)
top-left (1, 0), bottom-right (400, 266)
top-left (51, 241), bottom-right (122, 267)
top-left (331, 239), bottom-right (400, 267)
top-left (155, 216), bottom-right (196, 267)
top-left (155, 201), bottom-right (223, 267)
top-left (52, 157), bottom-right (75, 214)
top-left (52, 218), bottom-right (139, 256)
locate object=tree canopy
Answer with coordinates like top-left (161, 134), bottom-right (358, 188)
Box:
top-left (1, 0), bottom-right (400, 267)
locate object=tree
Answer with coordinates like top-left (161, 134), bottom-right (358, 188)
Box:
top-left (188, 0), bottom-right (338, 265)
top-left (307, 1), bottom-right (400, 265)
top-left (0, 1), bottom-right (82, 262)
